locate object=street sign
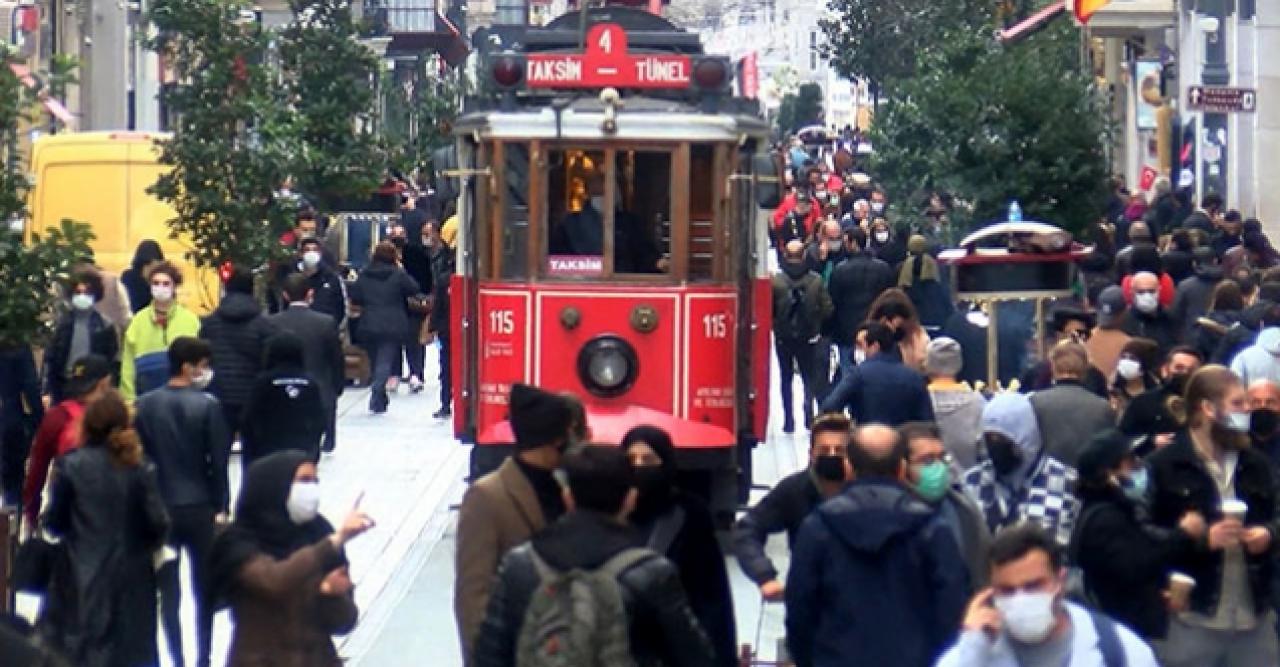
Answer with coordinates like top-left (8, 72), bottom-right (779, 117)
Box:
top-left (526, 23), bottom-right (692, 90)
top-left (1187, 85), bottom-right (1257, 113)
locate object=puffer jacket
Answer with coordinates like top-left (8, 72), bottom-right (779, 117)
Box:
top-left (1230, 327), bottom-right (1280, 387)
top-left (199, 293), bottom-right (277, 408)
top-left (350, 261), bottom-right (420, 344)
top-left (473, 510), bottom-right (714, 667)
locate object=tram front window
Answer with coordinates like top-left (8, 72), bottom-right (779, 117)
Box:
top-left (546, 149), bottom-right (671, 277)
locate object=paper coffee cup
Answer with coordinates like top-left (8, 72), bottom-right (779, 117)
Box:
top-left (1221, 499), bottom-right (1248, 521)
top-left (1168, 572), bottom-right (1195, 609)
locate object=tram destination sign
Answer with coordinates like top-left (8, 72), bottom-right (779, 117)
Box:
top-left (1187, 85), bottom-right (1257, 114)
top-left (526, 23), bottom-right (692, 90)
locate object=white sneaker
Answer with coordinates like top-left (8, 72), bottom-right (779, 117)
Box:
top-left (409, 376), bottom-right (424, 393)
top-left (386, 377), bottom-right (400, 393)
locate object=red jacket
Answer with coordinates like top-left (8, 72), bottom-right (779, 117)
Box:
top-left (772, 193), bottom-right (821, 237)
top-left (24, 399), bottom-right (84, 525)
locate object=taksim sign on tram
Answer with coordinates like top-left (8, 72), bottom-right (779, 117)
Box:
top-left (526, 23), bottom-right (692, 89)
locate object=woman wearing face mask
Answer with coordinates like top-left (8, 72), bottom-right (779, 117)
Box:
top-left (208, 451), bottom-right (374, 667)
top-left (1072, 429), bottom-right (1204, 643)
top-left (621, 426), bottom-right (737, 667)
top-left (1109, 337), bottom-right (1161, 415)
top-left (39, 390), bottom-right (170, 666)
top-left (43, 270), bottom-right (120, 404)
top-left (1144, 366), bottom-right (1280, 666)
top-left (120, 239), bottom-right (165, 314)
top-left (868, 288), bottom-right (931, 371)
top-left (119, 262), bottom-right (201, 403)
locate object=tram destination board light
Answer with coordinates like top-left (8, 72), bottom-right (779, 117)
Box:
top-left (525, 22), bottom-right (694, 90)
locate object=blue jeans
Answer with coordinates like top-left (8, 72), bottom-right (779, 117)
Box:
top-left (370, 340), bottom-right (400, 403)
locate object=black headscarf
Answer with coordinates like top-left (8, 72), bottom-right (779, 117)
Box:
top-left (130, 239), bottom-right (164, 272)
top-left (207, 451), bottom-right (337, 607)
top-left (621, 425), bottom-right (678, 524)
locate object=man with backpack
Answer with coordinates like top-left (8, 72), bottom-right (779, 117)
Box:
top-left (938, 523), bottom-right (1158, 666)
top-left (472, 446), bottom-right (714, 667)
top-left (773, 240), bottom-right (834, 433)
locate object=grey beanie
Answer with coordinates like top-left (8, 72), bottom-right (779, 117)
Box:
top-left (925, 337), bottom-right (964, 377)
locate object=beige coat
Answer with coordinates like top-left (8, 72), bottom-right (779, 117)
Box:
top-left (453, 457), bottom-right (545, 664)
top-left (1086, 326), bottom-right (1131, 380)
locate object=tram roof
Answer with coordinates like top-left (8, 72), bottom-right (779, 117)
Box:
top-left (454, 95), bottom-right (769, 142)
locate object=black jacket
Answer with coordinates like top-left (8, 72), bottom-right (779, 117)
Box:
top-left (1171, 266), bottom-right (1225, 339)
top-left (772, 267), bottom-right (833, 342)
top-left (1075, 483), bottom-right (1193, 639)
top-left (241, 367), bottom-right (325, 465)
top-left (1212, 300), bottom-right (1272, 365)
top-left (401, 244), bottom-right (434, 299)
top-left (785, 479), bottom-right (968, 667)
top-left (733, 469), bottom-right (824, 585)
top-left (429, 247), bottom-right (455, 335)
top-left (1190, 310), bottom-right (1238, 362)
top-left (1162, 249), bottom-right (1195, 284)
top-left (267, 306), bottom-right (345, 403)
top-left (134, 385), bottom-right (231, 511)
top-left (43, 310), bottom-right (119, 402)
top-left (1119, 383), bottom-right (1181, 446)
top-left (0, 345), bottom-right (43, 441)
top-left (120, 267), bottom-right (151, 314)
top-left (199, 293), bottom-right (277, 408)
top-left (1145, 431), bottom-right (1280, 617)
top-left (827, 252), bottom-right (894, 346)
top-left (820, 352), bottom-right (935, 426)
top-left (472, 511), bottom-right (715, 667)
top-left (41, 446), bottom-right (169, 667)
top-left (350, 261), bottom-right (419, 344)
top-left (1119, 308), bottom-right (1180, 355)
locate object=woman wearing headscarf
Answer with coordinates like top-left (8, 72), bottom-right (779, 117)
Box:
top-left (241, 333), bottom-right (326, 468)
top-left (622, 426), bottom-right (736, 667)
top-left (119, 240), bottom-right (164, 314)
top-left (39, 390), bottom-right (169, 667)
top-left (898, 234), bottom-right (953, 329)
top-left (208, 450), bottom-right (374, 667)
top-left (1110, 337), bottom-right (1162, 416)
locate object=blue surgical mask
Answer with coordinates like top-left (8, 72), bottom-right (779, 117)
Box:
top-left (1122, 467), bottom-right (1148, 502)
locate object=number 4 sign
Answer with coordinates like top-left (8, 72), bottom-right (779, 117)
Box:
top-left (525, 23), bottom-right (693, 89)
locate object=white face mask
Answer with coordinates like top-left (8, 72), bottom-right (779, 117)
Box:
top-left (192, 368), bottom-right (214, 391)
top-left (854, 348), bottom-right (867, 365)
top-left (874, 231), bottom-right (890, 244)
top-left (1116, 358), bottom-right (1142, 381)
top-left (302, 251), bottom-right (322, 269)
top-left (151, 284), bottom-right (174, 303)
top-left (286, 481), bottom-right (321, 525)
top-left (1133, 292), bottom-right (1159, 314)
top-left (871, 202), bottom-right (885, 214)
top-left (1224, 411), bottom-right (1252, 433)
top-left (71, 293), bottom-right (95, 311)
top-left (995, 590), bottom-right (1058, 643)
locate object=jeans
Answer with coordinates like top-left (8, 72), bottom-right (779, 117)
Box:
top-left (370, 340), bottom-right (400, 408)
top-left (405, 342), bottom-right (425, 380)
top-left (322, 396), bottom-right (337, 451)
top-left (438, 332), bottom-right (452, 410)
top-left (159, 504), bottom-right (216, 667)
top-left (775, 337), bottom-right (820, 425)
top-left (1159, 614), bottom-right (1279, 667)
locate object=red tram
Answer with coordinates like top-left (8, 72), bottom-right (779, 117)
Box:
top-left (441, 6), bottom-right (781, 523)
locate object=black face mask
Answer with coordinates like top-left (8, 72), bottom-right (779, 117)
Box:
top-left (985, 435), bottom-right (1022, 476)
top-left (813, 455), bottom-right (846, 482)
top-left (390, 237), bottom-right (407, 248)
top-left (1252, 409), bottom-right (1280, 439)
top-left (633, 465), bottom-right (671, 501)
top-left (1165, 372), bottom-right (1190, 396)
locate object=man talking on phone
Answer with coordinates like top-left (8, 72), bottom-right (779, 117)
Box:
top-left (937, 524), bottom-right (1157, 667)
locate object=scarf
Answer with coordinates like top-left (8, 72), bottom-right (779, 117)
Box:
top-left (898, 253), bottom-right (940, 287)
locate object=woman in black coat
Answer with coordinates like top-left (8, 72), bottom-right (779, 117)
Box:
top-left (39, 391), bottom-right (169, 667)
top-left (350, 242), bottom-right (420, 413)
top-left (119, 240), bottom-right (164, 315)
top-left (241, 332), bottom-right (326, 468)
top-left (43, 271), bottom-right (119, 403)
top-left (1073, 429), bottom-right (1200, 641)
top-left (622, 426), bottom-right (736, 667)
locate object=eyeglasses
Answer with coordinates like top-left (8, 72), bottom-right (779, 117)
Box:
top-left (911, 452), bottom-right (953, 467)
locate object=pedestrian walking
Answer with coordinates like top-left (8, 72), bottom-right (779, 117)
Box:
top-left (1030, 342), bottom-right (1117, 468)
top-left (269, 273), bottom-right (345, 453)
top-left (133, 337), bottom-right (230, 667)
top-left (827, 226), bottom-right (894, 381)
top-left (426, 220), bottom-right (455, 419)
top-left (820, 321), bottom-right (934, 426)
top-left (772, 240), bottom-right (833, 433)
top-left (867, 288), bottom-right (931, 371)
top-left (622, 426), bottom-right (736, 666)
top-left (119, 239), bottom-right (164, 315)
top-left (1086, 286), bottom-right (1132, 380)
top-left (925, 337), bottom-right (986, 470)
top-left (241, 332), bottom-right (326, 467)
top-left (38, 391), bottom-right (169, 667)
top-left (350, 242), bottom-right (420, 414)
top-left (120, 261), bottom-right (201, 402)
top-left (207, 451), bottom-right (373, 667)
top-left (1120, 272), bottom-right (1181, 355)
top-left (200, 267), bottom-right (277, 439)
top-left (1119, 346), bottom-right (1203, 450)
top-left (0, 343), bottom-right (41, 507)
top-left (42, 270), bottom-right (119, 404)
top-left (1109, 338), bottom-right (1162, 416)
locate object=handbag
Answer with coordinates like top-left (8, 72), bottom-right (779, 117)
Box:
top-left (13, 534), bottom-right (61, 594)
top-left (406, 293), bottom-right (433, 316)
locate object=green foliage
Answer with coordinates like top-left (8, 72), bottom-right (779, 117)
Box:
top-left (870, 23), bottom-right (1111, 236)
top-left (0, 52), bottom-right (31, 224)
top-left (775, 82), bottom-right (824, 135)
top-left (0, 220), bottom-right (95, 347)
top-left (146, 0), bottom-right (299, 271)
top-left (820, 0), bottom-right (989, 100)
top-left (279, 0), bottom-right (385, 210)
top-left (383, 61), bottom-right (466, 178)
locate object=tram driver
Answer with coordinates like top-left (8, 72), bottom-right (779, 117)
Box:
top-left (551, 172), bottom-right (668, 274)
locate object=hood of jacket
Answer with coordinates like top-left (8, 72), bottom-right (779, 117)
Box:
top-left (362, 262), bottom-right (397, 281)
top-left (982, 393), bottom-right (1043, 470)
top-left (815, 479), bottom-right (933, 553)
top-left (213, 292), bottom-right (262, 323)
top-left (1256, 327), bottom-right (1280, 356)
top-left (532, 510), bottom-right (642, 571)
top-left (930, 386), bottom-right (985, 417)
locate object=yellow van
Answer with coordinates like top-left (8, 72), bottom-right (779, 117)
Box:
top-left (27, 131), bottom-right (220, 314)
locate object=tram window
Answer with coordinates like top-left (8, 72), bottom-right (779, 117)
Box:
top-left (501, 143), bottom-right (531, 279)
top-left (545, 149), bottom-right (671, 277)
top-left (688, 145), bottom-right (715, 280)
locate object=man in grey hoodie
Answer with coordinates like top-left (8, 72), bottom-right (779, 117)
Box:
top-left (925, 337), bottom-right (986, 470)
top-left (1230, 326), bottom-right (1280, 387)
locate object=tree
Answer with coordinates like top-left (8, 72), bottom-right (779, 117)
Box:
top-left (820, 0), bottom-right (988, 102)
top-left (146, 0), bottom-right (299, 272)
top-left (279, 0), bottom-right (385, 210)
top-left (382, 60), bottom-right (465, 179)
top-left (870, 22), bottom-right (1111, 236)
top-left (775, 82), bottom-right (824, 134)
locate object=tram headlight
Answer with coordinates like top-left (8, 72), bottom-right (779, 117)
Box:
top-left (577, 336), bottom-right (639, 398)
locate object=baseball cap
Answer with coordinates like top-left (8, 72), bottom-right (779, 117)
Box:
top-left (1096, 286), bottom-right (1127, 328)
top-left (64, 354), bottom-right (112, 399)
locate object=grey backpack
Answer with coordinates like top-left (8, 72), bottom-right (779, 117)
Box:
top-left (515, 547), bottom-right (654, 667)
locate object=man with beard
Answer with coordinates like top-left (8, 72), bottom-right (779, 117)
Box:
top-left (1120, 346), bottom-right (1204, 451)
top-left (733, 414), bottom-right (852, 601)
top-left (901, 422), bottom-right (991, 589)
top-left (960, 393), bottom-right (1081, 548)
top-left (804, 218), bottom-right (848, 283)
top-left (772, 240), bottom-right (833, 433)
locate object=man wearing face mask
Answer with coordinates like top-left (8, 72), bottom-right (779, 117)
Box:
top-left (827, 227), bottom-right (895, 380)
top-left (42, 270), bottom-right (120, 404)
top-left (820, 321), bottom-right (935, 427)
top-left (839, 198), bottom-right (870, 232)
top-left (961, 392), bottom-right (1081, 547)
top-left (454, 384), bottom-right (574, 663)
top-left (293, 238), bottom-right (347, 327)
top-left (938, 524), bottom-right (1159, 667)
top-left (773, 240), bottom-right (833, 433)
top-left (1247, 379), bottom-right (1280, 466)
top-left (1120, 346), bottom-right (1204, 450)
top-left (134, 337), bottom-right (231, 667)
top-left (1120, 272), bottom-right (1180, 356)
top-left (120, 261), bottom-right (202, 403)
top-left (733, 414), bottom-right (852, 602)
top-left (901, 422), bottom-right (991, 590)
top-left (786, 425), bottom-right (970, 667)
top-left (804, 218), bottom-right (847, 284)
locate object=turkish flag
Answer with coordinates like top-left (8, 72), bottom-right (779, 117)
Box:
top-left (1074, 0), bottom-right (1112, 23)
